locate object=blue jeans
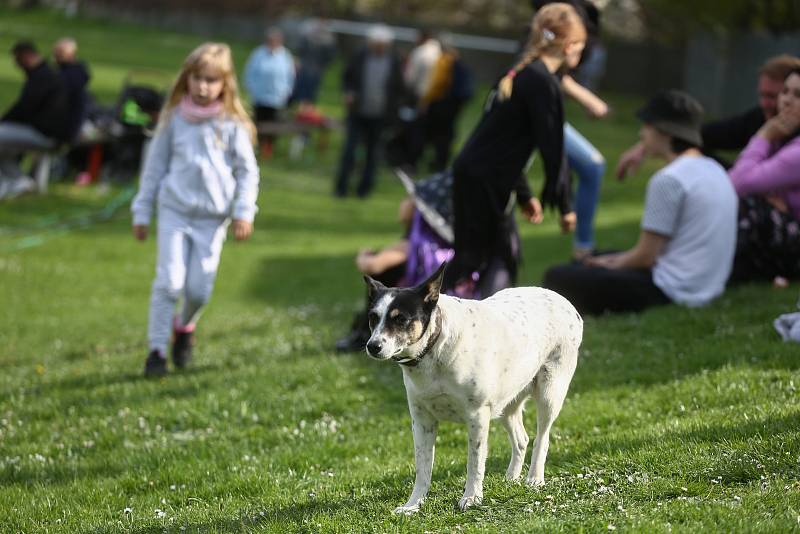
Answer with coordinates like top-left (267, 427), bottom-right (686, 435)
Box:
top-left (564, 122), bottom-right (605, 250)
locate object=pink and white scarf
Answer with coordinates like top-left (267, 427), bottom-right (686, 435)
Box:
top-left (178, 95), bottom-right (223, 123)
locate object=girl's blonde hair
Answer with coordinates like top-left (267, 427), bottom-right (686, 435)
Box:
top-left (497, 3), bottom-right (587, 101)
top-left (160, 42), bottom-right (257, 143)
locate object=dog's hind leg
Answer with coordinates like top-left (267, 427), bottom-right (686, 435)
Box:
top-left (393, 403), bottom-right (438, 515)
top-left (526, 348), bottom-right (577, 487)
top-left (501, 398), bottom-right (529, 481)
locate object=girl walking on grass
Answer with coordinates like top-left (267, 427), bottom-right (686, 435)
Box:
top-left (132, 43), bottom-right (260, 377)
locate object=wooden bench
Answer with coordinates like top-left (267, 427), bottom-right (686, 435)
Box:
top-left (256, 114), bottom-right (342, 159)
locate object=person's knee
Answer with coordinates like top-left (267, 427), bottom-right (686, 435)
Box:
top-left (184, 277), bottom-right (213, 307)
top-left (589, 148), bottom-right (605, 168)
top-left (153, 277), bottom-right (183, 300)
top-left (580, 151), bottom-right (605, 183)
top-left (542, 263), bottom-right (571, 290)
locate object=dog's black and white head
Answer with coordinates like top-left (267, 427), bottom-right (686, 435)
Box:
top-left (363, 262), bottom-right (446, 360)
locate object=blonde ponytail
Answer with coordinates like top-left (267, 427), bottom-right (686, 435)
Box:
top-left (498, 48), bottom-right (541, 101)
top-left (497, 3), bottom-right (586, 101)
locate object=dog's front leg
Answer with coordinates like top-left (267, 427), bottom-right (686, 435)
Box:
top-left (459, 406), bottom-right (490, 511)
top-left (393, 403), bottom-right (438, 515)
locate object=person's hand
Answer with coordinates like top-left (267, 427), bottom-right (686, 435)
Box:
top-left (586, 99), bottom-right (609, 119)
top-left (585, 253), bottom-right (621, 269)
top-left (355, 249), bottom-right (376, 274)
top-left (520, 197), bottom-right (543, 224)
top-left (765, 194), bottom-right (789, 213)
top-left (133, 224), bottom-right (148, 241)
top-left (759, 107), bottom-right (800, 142)
top-left (559, 211), bottom-right (577, 234)
top-left (232, 219), bottom-right (253, 241)
top-left (615, 142), bottom-right (646, 180)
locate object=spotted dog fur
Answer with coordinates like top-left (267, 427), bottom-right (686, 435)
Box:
top-left (364, 263), bottom-right (583, 513)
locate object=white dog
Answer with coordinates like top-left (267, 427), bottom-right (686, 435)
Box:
top-left (364, 263), bottom-right (582, 513)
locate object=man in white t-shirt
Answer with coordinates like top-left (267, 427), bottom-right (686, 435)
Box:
top-left (543, 90), bottom-right (738, 314)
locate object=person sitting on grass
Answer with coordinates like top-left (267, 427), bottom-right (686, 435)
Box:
top-left (335, 170), bottom-right (455, 353)
top-left (616, 54), bottom-right (800, 175)
top-left (543, 90), bottom-right (738, 315)
top-left (728, 67), bottom-right (800, 285)
top-left (335, 169), bottom-right (538, 352)
top-left (132, 43), bottom-right (260, 378)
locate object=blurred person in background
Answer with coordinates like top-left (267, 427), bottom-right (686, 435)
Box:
top-left (0, 41), bottom-right (69, 199)
top-left (245, 27), bottom-right (295, 159)
top-left (333, 24), bottom-right (403, 198)
top-left (617, 54), bottom-right (800, 176)
top-left (412, 33), bottom-right (474, 173)
top-left (728, 67), bottom-right (800, 285)
top-left (53, 37), bottom-right (91, 142)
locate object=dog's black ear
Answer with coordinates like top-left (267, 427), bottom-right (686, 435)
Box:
top-left (364, 275), bottom-right (387, 302)
top-left (419, 261), bottom-right (447, 304)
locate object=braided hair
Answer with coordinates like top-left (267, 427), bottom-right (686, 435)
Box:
top-left (497, 3), bottom-right (586, 101)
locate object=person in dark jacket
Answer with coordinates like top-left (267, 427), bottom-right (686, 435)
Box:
top-left (442, 4), bottom-right (587, 294)
top-left (333, 24), bottom-right (404, 198)
top-left (0, 41), bottom-right (70, 197)
top-left (413, 35), bottom-right (475, 173)
top-left (53, 37), bottom-right (91, 141)
top-left (616, 54), bottom-right (800, 177)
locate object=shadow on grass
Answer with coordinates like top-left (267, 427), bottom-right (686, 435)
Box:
top-left (0, 362), bottom-right (234, 417)
top-left (550, 407), bottom-right (800, 473)
top-left (245, 251), bottom-right (366, 309)
top-left (88, 476), bottom-right (411, 534)
top-left (0, 458), bottom-right (125, 489)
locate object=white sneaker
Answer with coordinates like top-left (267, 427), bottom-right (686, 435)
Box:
top-left (4, 176), bottom-right (36, 199)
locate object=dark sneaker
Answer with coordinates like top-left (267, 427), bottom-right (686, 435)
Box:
top-left (144, 350), bottom-right (168, 378)
top-left (172, 331), bottom-right (194, 369)
top-left (334, 330), bottom-right (370, 353)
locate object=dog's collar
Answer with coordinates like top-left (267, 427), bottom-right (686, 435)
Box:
top-left (394, 309), bottom-right (442, 368)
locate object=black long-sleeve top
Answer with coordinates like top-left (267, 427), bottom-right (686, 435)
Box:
top-left (453, 59), bottom-right (568, 213)
top-left (58, 60), bottom-right (91, 141)
top-left (2, 60), bottom-right (70, 142)
top-left (700, 106), bottom-right (765, 168)
top-left (701, 106), bottom-right (764, 151)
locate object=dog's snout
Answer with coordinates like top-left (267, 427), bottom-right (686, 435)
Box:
top-left (366, 340), bottom-right (383, 356)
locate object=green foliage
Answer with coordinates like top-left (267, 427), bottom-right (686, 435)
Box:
top-left (1, 7), bottom-right (799, 533)
top-left (639, 0), bottom-right (800, 40)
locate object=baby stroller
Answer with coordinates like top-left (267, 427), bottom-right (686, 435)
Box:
top-left (103, 71), bottom-right (166, 181)
top-left (73, 70), bottom-right (166, 184)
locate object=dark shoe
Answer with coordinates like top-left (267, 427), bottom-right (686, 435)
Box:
top-left (334, 330), bottom-right (369, 353)
top-left (172, 331), bottom-right (194, 369)
top-left (144, 350), bottom-right (168, 378)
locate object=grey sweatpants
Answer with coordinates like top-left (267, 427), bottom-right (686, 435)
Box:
top-left (148, 207), bottom-right (229, 353)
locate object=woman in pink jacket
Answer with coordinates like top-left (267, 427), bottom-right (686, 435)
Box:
top-left (729, 67), bottom-right (800, 283)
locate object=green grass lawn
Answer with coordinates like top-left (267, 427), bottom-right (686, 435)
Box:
top-left (1, 7), bottom-right (799, 533)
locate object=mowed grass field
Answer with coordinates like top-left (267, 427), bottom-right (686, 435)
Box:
top-left (1, 8), bottom-right (799, 533)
